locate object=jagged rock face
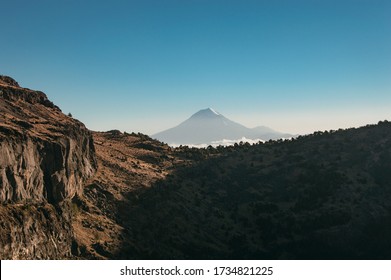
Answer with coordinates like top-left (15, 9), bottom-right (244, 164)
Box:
top-left (0, 75), bottom-right (19, 87)
top-left (0, 75), bottom-right (97, 259)
top-left (0, 76), bottom-right (97, 204)
top-left (0, 203), bottom-right (74, 259)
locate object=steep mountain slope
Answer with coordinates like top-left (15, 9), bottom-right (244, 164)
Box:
top-left (0, 75), bottom-right (97, 259)
top-left (71, 131), bottom-right (182, 259)
top-left (152, 108), bottom-right (291, 145)
top-left (105, 122), bottom-right (391, 259)
top-left (72, 119), bottom-right (391, 259)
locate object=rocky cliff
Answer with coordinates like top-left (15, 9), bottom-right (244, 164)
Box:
top-left (0, 75), bottom-right (97, 259)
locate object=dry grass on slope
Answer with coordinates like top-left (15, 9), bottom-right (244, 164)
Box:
top-left (71, 131), bottom-right (181, 259)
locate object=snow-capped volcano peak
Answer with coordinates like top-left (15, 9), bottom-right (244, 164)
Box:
top-left (190, 108), bottom-right (222, 119)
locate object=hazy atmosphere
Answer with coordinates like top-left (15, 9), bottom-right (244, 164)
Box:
top-left (2, 0), bottom-right (391, 265)
top-left (1, 0), bottom-right (390, 135)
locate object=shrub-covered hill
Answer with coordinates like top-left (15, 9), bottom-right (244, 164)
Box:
top-left (116, 121), bottom-right (391, 259)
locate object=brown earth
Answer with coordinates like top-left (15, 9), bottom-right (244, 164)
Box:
top-left (70, 130), bottom-right (194, 258)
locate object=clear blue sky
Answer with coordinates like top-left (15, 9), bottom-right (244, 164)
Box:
top-left (1, 0), bottom-right (390, 135)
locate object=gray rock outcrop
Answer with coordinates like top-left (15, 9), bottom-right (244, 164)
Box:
top-left (0, 75), bottom-right (97, 259)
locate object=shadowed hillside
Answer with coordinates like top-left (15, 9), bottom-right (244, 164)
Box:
top-left (117, 121), bottom-right (391, 259)
top-left (71, 131), bottom-right (182, 258)
top-left (75, 121), bottom-right (391, 259)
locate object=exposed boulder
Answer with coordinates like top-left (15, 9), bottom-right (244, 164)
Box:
top-left (0, 75), bottom-right (20, 87)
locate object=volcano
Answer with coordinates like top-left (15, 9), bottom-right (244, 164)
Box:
top-left (152, 108), bottom-right (292, 145)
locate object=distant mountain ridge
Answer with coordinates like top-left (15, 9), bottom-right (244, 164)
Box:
top-left (152, 108), bottom-right (292, 145)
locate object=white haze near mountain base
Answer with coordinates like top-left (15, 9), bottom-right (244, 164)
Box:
top-left (170, 137), bottom-right (265, 148)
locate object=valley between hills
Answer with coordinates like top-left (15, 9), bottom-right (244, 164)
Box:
top-left (1, 75), bottom-right (391, 259)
